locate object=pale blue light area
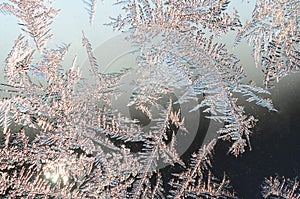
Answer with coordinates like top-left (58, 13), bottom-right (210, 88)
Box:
top-left (0, 0), bottom-right (258, 82)
top-left (0, 0), bottom-right (122, 72)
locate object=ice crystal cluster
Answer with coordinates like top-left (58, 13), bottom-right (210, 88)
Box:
top-left (0, 0), bottom-right (299, 198)
top-left (261, 175), bottom-right (300, 199)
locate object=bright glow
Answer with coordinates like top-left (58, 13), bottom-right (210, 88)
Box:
top-left (63, 175), bottom-right (68, 184)
top-left (44, 171), bottom-right (51, 179)
top-left (52, 173), bottom-right (59, 183)
top-left (43, 161), bottom-right (70, 185)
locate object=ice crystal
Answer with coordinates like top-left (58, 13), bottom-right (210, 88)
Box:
top-left (108, 0), bottom-right (241, 36)
top-left (261, 175), bottom-right (300, 199)
top-left (169, 139), bottom-right (237, 198)
top-left (117, 30), bottom-right (275, 157)
top-left (0, 0), bottom-right (299, 198)
top-left (235, 0), bottom-right (300, 88)
top-left (0, 0), bottom-right (59, 52)
top-left (83, 0), bottom-right (98, 25)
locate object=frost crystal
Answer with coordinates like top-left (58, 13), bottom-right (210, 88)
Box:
top-left (0, 0), bottom-right (59, 52)
top-left (0, 0), bottom-right (299, 198)
top-left (83, 0), bottom-right (98, 25)
top-left (261, 175), bottom-right (300, 199)
top-left (235, 0), bottom-right (300, 88)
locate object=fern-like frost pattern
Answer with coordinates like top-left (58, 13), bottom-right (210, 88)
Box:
top-left (0, 0), bottom-right (298, 198)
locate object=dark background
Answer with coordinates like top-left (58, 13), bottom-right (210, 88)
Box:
top-left (157, 72), bottom-right (300, 198)
top-left (211, 73), bottom-right (300, 198)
